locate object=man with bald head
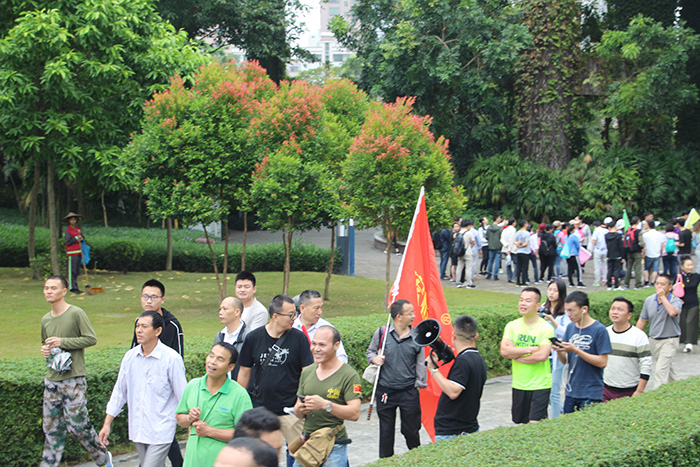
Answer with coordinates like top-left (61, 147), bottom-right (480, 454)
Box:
top-left (215, 296), bottom-right (248, 355)
top-left (292, 289), bottom-right (348, 363)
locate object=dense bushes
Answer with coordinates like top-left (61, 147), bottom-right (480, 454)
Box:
top-left (368, 376), bottom-right (700, 466)
top-left (0, 290), bottom-right (651, 466)
top-left (0, 224), bottom-right (341, 274)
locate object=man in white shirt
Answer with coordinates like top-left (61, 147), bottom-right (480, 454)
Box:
top-left (642, 221), bottom-right (667, 286)
top-left (501, 218), bottom-right (517, 283)
top-left (215, 296), bottom-right (248, 355)
top-left (235, 271), bottom-right (268, 331)
top-left (590, 218), bottom-right (610, 287)
top-left (292, 289), bottom-right (348, 363)
top-left (99, 310), bottom-right (187, 467)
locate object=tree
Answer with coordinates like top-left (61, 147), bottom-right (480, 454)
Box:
top-left (516, 0), bottom-right (581, 170)
top-left (0, 0), bottom-right (207, 274)
top-left (342, 97), bottom-right (465, 304)
top-left (156, 0), bottom-right (313, 82)
top-left (593, 15), bottom-right (699, 149)
top-left (331, 0), bottom-right (531, 176)
top-left (126, 60), bottom-right (276, 298)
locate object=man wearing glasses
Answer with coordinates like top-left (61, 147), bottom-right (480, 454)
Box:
top-left (130, 278), bottom-right (185, 466)
top-left (636, 273), bottom-right (682, 387)
top-left (237, 295), bottom-right (313, 467)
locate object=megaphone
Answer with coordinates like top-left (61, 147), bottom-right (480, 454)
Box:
top-left (411, 318), bottom-right (454, 365)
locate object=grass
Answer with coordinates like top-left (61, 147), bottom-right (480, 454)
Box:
top-left (0, 267), bottom-right (518, 359)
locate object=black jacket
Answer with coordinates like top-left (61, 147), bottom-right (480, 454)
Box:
top-left (130, 308), bottom-right (184, 356)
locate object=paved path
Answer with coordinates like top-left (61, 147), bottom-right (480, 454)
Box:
top-left (75, 227), bottom-right (700, 466)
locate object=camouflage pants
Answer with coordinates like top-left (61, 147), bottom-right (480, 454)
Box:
top-left (41, 377), bottom-right (108, 467)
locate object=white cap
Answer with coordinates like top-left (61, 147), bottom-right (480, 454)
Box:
top-left (616, 219), bottom-right (626, 230)
top-left (603, 216), bottom-right (613, 224)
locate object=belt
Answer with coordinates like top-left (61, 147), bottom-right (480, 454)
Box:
top-left (651, 336), bottom-right (679, 340)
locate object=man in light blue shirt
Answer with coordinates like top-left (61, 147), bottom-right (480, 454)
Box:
top-left (99, 310), bottom-right (187, 467)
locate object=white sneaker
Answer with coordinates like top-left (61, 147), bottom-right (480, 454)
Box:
top-left (103, 451), bottom-right (113, 467)
top-left (685, 344), bottom-right (693, 353)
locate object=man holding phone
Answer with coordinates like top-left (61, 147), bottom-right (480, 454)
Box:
top-left (500, 287), bottom-right (554, 423)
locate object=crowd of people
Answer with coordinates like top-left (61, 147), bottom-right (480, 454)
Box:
top-left (37, 209), bottom-right (699, 467)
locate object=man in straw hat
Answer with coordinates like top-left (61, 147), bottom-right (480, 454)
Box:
top-left (63, 212), bottom-right (84, 294)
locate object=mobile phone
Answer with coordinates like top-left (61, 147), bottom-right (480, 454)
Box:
top-left (298, 396), bottom-right (306, 402)
top-left (549, 337), bottom-right (562, 346)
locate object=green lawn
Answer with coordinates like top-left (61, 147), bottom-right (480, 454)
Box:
top-left (1, 267), bottom-right (517, 359)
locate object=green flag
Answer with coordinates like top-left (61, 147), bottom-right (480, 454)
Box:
top-left (622, 210), bottom-right (630, 231)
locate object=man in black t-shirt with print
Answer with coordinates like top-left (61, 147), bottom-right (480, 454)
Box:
top-left (428, 315), bottom-right (487, 439)
top-left (238, 295), bottom-right (313, 467)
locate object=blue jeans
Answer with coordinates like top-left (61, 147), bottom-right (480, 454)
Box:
top-left (435, 431), bottom-right (474, 441)
top-left (554, 253), bottom-right (562, 277)
top-left (487, 250), bottom-right (501, 277)
top-left (563, 397), bottom-right (600, 414)
top-left (507, 254), bottom-right (518, 281)
top-left (662, 255), bottom-right (677, 277)
top-left (439, 250), bottom-right (450, 278)
top-left (293, 444), bottom-right (348, 467)
top-left (549, 362), bottom-right (567, 418)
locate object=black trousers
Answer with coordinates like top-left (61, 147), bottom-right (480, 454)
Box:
top-left (376, 386), bottom-right (421, 458)
top-left (540, 255), bottom-right (554, 281)
top-left (607, 258), bottom-right (622, 287)
top-left (168, 437), bottom-right (183, 467)
top-left (68, 254), bottom-right (81, 291)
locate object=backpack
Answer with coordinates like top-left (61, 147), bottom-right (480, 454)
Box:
top-left (451, 233), bottom-right (466, 257)
top-left (540, 234), bottom-right (555, 257)
top-left (666, 234), bottom-right (677, 254)
top-left (623, 228), bottom-right (641, 253)
top-left (432, 230), bottom-right (444, 250)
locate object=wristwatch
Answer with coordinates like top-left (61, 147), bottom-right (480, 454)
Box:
top-left (325, 402), bottom-right (333, 413)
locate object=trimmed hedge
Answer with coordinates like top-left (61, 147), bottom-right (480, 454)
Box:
top-left (0, 224), bottom-right (341, 273)
top-left (0, 291), bottom-right (652, 466)
top-left (368, 376), bottom-right (700, 466)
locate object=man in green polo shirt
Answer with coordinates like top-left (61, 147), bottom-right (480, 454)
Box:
top-left (500, 287), bottom-right (554, 423)
top-left (293, 326), bottom-right (361, 467)
top-left (176, 343), bottom-right (252, 467)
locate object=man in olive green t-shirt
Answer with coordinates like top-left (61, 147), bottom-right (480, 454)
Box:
top-left (500, 287), bottom-right (554, 424)
top-left (293, 326), bottom-right (362, 467)
top-left (40, 275), bottom-right (112, 467)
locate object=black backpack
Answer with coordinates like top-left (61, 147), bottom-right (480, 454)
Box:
top-left (540, 234), bottom-right (555, 257)
top-left (451, 233), bottom-right (466, 257)
top-left (432, 230), bottom-right (444, 250)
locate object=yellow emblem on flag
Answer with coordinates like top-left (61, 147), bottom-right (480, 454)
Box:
top-left (414, 271), bottom-right (429, 319)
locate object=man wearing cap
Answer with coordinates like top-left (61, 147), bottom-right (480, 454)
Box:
top-left (63, 212), bottom-right (85, 294)
top-left (591, 219), bottom-right (610, 287)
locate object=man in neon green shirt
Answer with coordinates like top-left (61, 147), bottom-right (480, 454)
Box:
top-left (176, 343), bottom-right (252, 467)
top-left (500, 287), bottom-right (554, 423)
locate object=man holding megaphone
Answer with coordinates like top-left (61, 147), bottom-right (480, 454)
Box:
top-left (366, 300), bottom-right (427, 459)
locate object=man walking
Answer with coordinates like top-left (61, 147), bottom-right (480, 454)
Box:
top-left (237, 295), bottom-right (313, 466)
top-left (590, 219), bottom-right (609, 287)
top-left (605, 220), bottom-right (624, 290)
top-left (214, 296), bottom-right (248, 355)
top-left (292, 289), bottom-right (348, 363)
top-left (293, 326), bottom-right (362, 467)
top-left (176, 343), bottom-right (253, 466)
top-left (100, 310), bottom-right (187, 466)
top-left (486, 215), bottom-right (503, 280)
top-left (635, 274), bottom-right (682, 387)
top-left (130, 278), bottom-right (185, 465)
top-left (429, 315), bottom-right (487, 438)
top-left (455, 219), bottom-right (476, 288)
top-left (623, 216), bottom-right (644, 290)
top-left (501, 218), bottom-right (517, 283)
top-left (235, 271), bottom-right (269, 331)
top-left (642, 220), bottom-right (666, 287)
top-left (604, 298), bottom-right (652, 400)
top-left (500, 288), bottom-right (553, 423)
top-left (40, 275), bottom-right (112, 467)
top-left (366, 300), bottom-right (426, 458)
top-left (514, 220), bottom-right (531, 286)
top-left (554, 291), bottom-right (612, 413)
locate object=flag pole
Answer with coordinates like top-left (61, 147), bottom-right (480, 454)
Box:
top-left (367, 310), bottom-right (392, 420)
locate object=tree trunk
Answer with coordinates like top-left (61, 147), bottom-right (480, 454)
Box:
top-left (222, 220), bottom-right (229, 297)
top-left (166, 218), bottom-right (173, 271)
top-left (101, 190), bottom-right (108, 228)
top-left (46, 159), bottom-right (60, 276)
top-left (241, 211), bottom-right (247, 271)
top-left (28, 159), bottom-right (41, 279)
top-left (384, 227), bottom-right (392, 308)
top-left (203, 225), bottom-right (223, 300)
top-left (324, 224), bottom-right (336, 301)
top-left (282, 225), bottom-right (292, 295)
top-left (77, 184), bottom-right (85, 220)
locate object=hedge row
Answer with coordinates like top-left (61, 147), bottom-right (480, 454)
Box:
top-left (0, 224), bottom-right (341, 273)
top-left (0, 291), bottom-right (651, 466)
top-left (369, 376), bottom-right (700, 466)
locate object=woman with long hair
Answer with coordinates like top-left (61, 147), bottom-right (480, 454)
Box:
top-left (566, 224), bottom-right (585, 288)
top-left (542, 279), bottom-right (569, 418)
top-left (680, 255), bottom-right (700, 353)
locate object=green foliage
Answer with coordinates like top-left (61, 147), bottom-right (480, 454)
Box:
top-left (368, 376), bottom-right (700, 466)
top-left (0, 224), bottom-right (341, 273)
top-left (594, 15), bottom-right (700, 149)
top-left (101, 240), bottom-right (143, 274)
top-left (331, 0), bottom-right (531, 176)
top-left (342, 97), bottom-right (465, 240)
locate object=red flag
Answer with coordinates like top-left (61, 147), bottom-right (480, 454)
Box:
top-left (389, 186), bottom-right (453, 441)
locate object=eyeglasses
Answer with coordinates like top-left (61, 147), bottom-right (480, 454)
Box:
top-left (141, 294), bottom-right (162, 301)
top-left (276, 311), bottom-right (298, 319)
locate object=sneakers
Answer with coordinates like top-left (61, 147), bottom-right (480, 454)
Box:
top-left (576, 283), bottom-right (586, 288)
top-left (466, 284), bottom-right (476, 288)
top-left (592, 282), bottom-right (600, 287)
top-left (493, 276), bottom-right (499, 281)
top-left (456, 283), bottom-right (465, 288)
top-left (685, 344), bottom-right (693, 353)
top-left (614, 286), bottom-right (624, 291)
top-left (607, 287), bottom-right (613, 291)
top-left (102, 451), bottom-right (113, 467)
